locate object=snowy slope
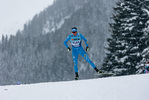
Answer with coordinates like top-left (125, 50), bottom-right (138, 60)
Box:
top-left (0, 74), bottom-right (149, 100)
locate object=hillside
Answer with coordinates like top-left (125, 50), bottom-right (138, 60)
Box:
top-left (0, 74), bottom-right (149, 100)
top-left (0, 0), bottom-right (117, 85)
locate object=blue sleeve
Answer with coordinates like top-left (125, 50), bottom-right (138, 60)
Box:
top-left (144, 69), bottom-right (147, 73)
top-left (81, 34), bottom-right (88, 47)
top-left (64, 35), bottom-right (71, 48)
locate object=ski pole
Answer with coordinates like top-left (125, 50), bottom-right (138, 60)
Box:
top-left (88, 50), bottom-right (94, 55)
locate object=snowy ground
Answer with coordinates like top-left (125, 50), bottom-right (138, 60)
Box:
top-left (0, 74), bottom-right (149, 100)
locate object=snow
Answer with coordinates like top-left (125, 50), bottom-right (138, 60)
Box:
top-left (120, 56), bottom-right (128, 63)
top-left (119, 49), bottom-right (127, 53)
top-left (131, 46), bottom-right (138, 51)
top-left (142, 47), bottom-right (149, 57)
top-left (57, 15), bottom-right (71, 29)
top-left (42, 14), bottom-right (71, 33)
top-left (113, 68), bottom-right (127, 72)
top-left (142, 8), bottom-right (149, 16)
top-left (126, 62), bottom-right (131, 65)
top-left (0, 74), bottom-right (149, 100)
top-left (0, 0), bottom-right (54, 39)
top-left (126, 16), bottom-right (138, 23)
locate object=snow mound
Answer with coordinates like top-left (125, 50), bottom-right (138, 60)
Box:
top-left (0, 74), bottom-right (149, 100)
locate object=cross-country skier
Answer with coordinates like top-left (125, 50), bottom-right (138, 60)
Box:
top-left (64, 27), bottom-right (102, 80)
top-left (144, 61), bottom-right (149, 73)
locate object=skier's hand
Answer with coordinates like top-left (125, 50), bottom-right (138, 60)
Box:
top-left (67, 47), bottom-right (71, 52)
top-left (86, 46), bottom-right (89, 51)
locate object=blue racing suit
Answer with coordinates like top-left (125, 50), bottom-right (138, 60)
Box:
top-left (144, 64), bottom-right (149, 73)
top-left (64, 33), bottom-right (96, 73)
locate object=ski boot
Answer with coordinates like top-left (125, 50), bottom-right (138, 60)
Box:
top-left (75, 72), bottom-right (79, 80)
top-left (94, 67), bottom-right (103, 74)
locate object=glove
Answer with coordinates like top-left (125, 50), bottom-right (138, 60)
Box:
top-left (67, 47), bottom-right (71, 51)
top-left (86, 46), bottom-right (89, 51)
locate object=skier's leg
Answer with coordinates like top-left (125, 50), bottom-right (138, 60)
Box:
top-left (72, 49), bottom-right (78, 73)
top-left (79, 47), bottom-right (96, 68)
top-left (75, 72), bottom-right (79, 80)
top-left (72, 49), bottom-right (79, 80)
top-left (78, 47), bottom-right (102, 73)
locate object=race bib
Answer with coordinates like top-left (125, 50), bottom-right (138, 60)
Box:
top-left (70, 34), bottom-right (81, 47)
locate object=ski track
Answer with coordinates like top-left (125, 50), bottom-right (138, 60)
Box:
top-left (0, 74), bottom-right (149, 100)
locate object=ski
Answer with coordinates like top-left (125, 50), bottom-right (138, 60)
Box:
top-left (74, 77), bottom-right (79, 80)
top-left (94, 73), bottom-right (114, 77)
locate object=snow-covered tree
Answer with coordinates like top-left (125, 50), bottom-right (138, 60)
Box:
top-left (137, 17), bottom-right (149, 73)
top-left (103, 0), bottom-right (149, 75)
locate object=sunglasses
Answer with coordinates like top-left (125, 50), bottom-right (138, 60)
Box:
top-left (72, 31), bottom-right (77, 33)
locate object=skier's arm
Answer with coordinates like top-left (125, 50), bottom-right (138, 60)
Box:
top-left (81, 34), bottom-right (88, 47)
top-left (64, 35), bottom-right (71, 48)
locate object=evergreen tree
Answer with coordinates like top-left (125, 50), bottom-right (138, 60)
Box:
top-left (137, 1), bottom-right (149, 73)
top-left (102, 0), bottom-right (149, 75)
